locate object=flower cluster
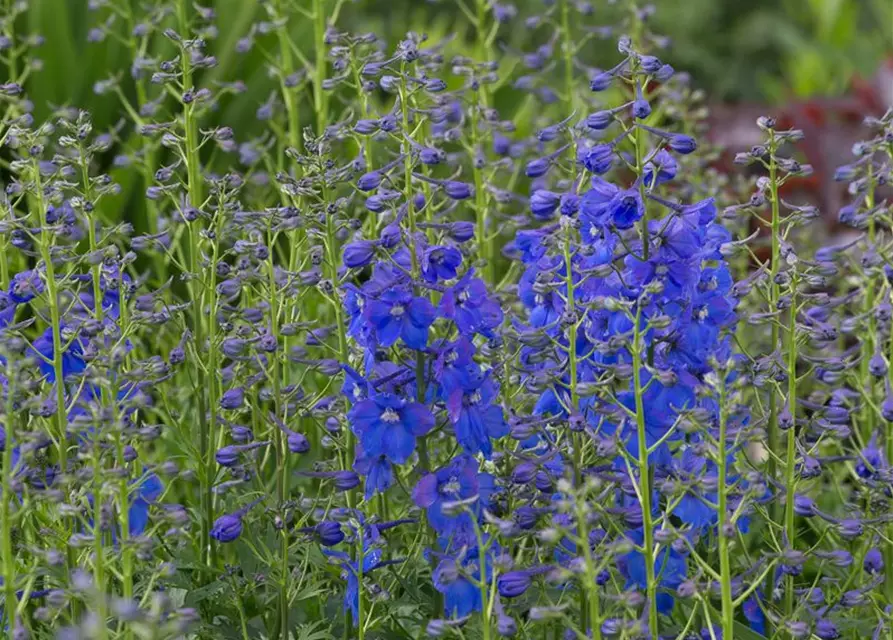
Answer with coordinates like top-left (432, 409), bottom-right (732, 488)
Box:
top-left (0, 0), bottom-right (890, 639)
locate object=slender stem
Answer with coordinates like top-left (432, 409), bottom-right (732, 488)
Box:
top-left (782, 272), bottom-right (799, 628)
top-left (274, 0), bottom-right (300, 156)
top-left (2, 357), bottom-right (17, 633)
top-left (32, 158), bottom-right (74, 619)
top-left (176, 0), bottom-right (215, 572)
top-left (562, 224), bottom-right (581, 487)
top-left (471, 0), bottom-right (493, 284)
top-left (33, 162), bottom-right (68, 476)
top-left (82, 139), bottom-right (109, 640)
top-left (312, 0), bottom-right (328, 136)
top-left (717, 380), bottom-right (734, 640)
top-left (558, 0), bottom-right (574, 113)
top-left (268, 224), bottom-right (291, 640)
top-left (632, 305), bottom-right (658, 637)
top-left (575, 492), bottom-right (603, 640)
top-left (766, 133), bottom-right (781, 519)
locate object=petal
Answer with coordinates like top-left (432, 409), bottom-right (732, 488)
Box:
top-left (400, 317), bottom-right (429, 350)
top-left (412, 473), bottom-right (439, 508)
top-left (377, 317), bottom-right (401, 347)
top-left (407, 297), bottom-right (436, 328)
top-left (403, 402), bottom-right (435, 436)
top-left (348, 399), bottom-right (381, 432)
top-left (128, 499), bottom-right (150, 536)
top-left (385, 425), bottom-right (416, 464)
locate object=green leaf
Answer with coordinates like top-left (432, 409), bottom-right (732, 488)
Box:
top-left (185, 580), bottom-right (227, 606)
top-left (730, 621), bottom-right (769, 640)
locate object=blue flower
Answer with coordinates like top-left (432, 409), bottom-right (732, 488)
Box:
top-left (445, 371), bottom-right (507, 458)
top-left (366, 288), bottom-right (436, 350)
top-left (128, 473), bottom-right (163, 536)
top-left (210, 498), bottom-right (262, 543)
top-left (618, 528), bottom-right (687, 614)
top-left (433, 544), bottom-right (495, 618)
top-left (0, 293), bottom-right (15, 331)
top-left (421, 246), bottom-right (462, 283)
top-left (343, 240), bottom-right (377, 269)
top-left (412, 454), bottom-right (495, 542)
top-left (608, 189), bottom-right (645, 229)
top-left (8, 270), bottom-right (44, 304)
top-left (30, 325), bottom-right (87, 382)
top-left (348, 393), bottom-right (434, 464)
top-left (439, 271), bottom-right (503, 337)
top-left (643, 149), bottom-right (677, 186)
top-left (530, 190), bottom-right (561, 219)
top-left (353, 449), bottom-right (394, 499)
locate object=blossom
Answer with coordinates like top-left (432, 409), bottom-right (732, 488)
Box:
top-left (412, 454), bottom-right (495, 542)
top-left (433, 545), bottom-right (495, 618)
top-left (348, 393), bottom-right (434, 464)
top-left (420, 246), bottom-right (462, 283)
top-left (618, 528), bottom-right (687, 614)
top-left (365, 288), bottom-right (436, 350)
top-left (439, 271), bottom-right (503, 337)
top-left (210, 499), bottom-right (262, 543)
top-left (445, 371), bottom-right (507, 458)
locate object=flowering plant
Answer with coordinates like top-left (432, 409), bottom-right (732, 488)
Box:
top-left (0, 1), bottom-right (890, 639)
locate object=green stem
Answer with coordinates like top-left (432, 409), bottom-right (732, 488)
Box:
top-left (632, 306), bottom-right (658, 637)
top-left (575, 493), bottom-right (603, 640)
top-left (2, 358), bottom-right (17, 633)
top-left (176, 0), bottom-right (214, 572)
top-left (766, 134), bottom-right (781, 522)
top-left (717, 380), bottom-right (734, 640)
top-left (471, 0), bottom-right (494, 284)
top-left (268, 225), bottom-right (290, 640)
top-left (783, 275), bottom-right (798, 626)
top-left (312, 0), bottom-right (328, 135)
top-left (274, 0), bottom-right (300, 153)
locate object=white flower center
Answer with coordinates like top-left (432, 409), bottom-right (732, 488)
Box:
top-left (390, 304), bottom-right (405, 317)
top-left (381, 408), bottom-right (400, 423)
top-left (442, 476), bottom-right (460, 496)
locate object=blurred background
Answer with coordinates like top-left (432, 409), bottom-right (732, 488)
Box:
top-left (27, 0), bottom-right (893, 118)
top-left (13, 0), bottom-right (893, 225)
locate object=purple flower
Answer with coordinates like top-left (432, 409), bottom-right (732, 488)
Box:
top-left (220, 387), bottom-right (245, 410)
top-left (669, 134), bottom-right (697, 155)
top-left (582, 144), bottom-right (614, 174)
top-left (357, 171), bottom-right (383, 191)
top-left (497, 571), bottom-right (533, 598)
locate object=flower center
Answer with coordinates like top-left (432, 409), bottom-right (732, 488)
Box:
top-left (390, 304), bottom-right (405, 317)
top-left (441, 476), bottom-right (460, 496)
top-left (380, 408), bottom-right (400, 423)
top-left (655, 264), bottom-right (669, 276)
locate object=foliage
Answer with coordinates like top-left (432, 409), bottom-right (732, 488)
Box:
top-left (0, 1), bottom-right (891, 640)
